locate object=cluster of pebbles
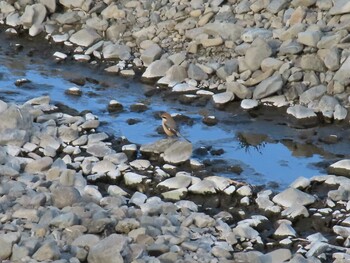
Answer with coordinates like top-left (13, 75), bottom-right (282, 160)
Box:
top-left (1, 0), bottom-right (350, 125)
top-left (0, 96), bottom-right (349, 262)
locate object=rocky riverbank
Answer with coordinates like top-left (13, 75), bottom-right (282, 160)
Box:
top-left (0, 97), bottom-right (348, 262)
top-left (1, 0), bottom-right (350, 125)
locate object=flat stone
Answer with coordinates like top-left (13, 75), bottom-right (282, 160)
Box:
top-left (163, 140), bottom-right (192, 164)
top-left (241, 99), bottom-right (259, 110)
top-left (212, 91), bottom-right (235, 106)
top-left (329, 159), bottom-right (350, 177)
top-left (242, 28), bottom-right (273, 43)
top-left (273, 188), bottom-right (316, 208)
top-left (329, 0), bottom-right (350, 15)
top-left (157, 176), bottom-right (192, 190)
top-left (188, 179), bottom-right (217, 194)
top-left (142, 59), bottom-right (173, 79)
top-left (161, 188), bottom-right (188, 201)
top-left (297, 31), bottom-right (321, 47)
top-left (25, 157), bottom-right (53, 173)
top-left (69, 28), bottom-right (101, 47)
top-left (102, 43), bottom-right (131, 60)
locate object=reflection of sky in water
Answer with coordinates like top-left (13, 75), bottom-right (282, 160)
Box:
top-left (0, 54), bottom-right (325, 190)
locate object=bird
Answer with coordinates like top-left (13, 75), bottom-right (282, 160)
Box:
top-left (160, 112), bottom-right (190, 142)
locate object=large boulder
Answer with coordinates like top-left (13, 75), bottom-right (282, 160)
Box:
top-left (0, 104), bottom-right (33, 146)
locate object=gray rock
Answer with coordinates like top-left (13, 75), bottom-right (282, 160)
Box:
top-left (245, 38), bottom-right (272, 71)
top-left (102, 43), bottom-right (131, 60)
top-left (72, 234), bottom-right (100, 250)
top-left (87, 142), bottom-right (114, 158)
top-left (50, 212), bottom-right (80, 228)
top-left (329, 0), bottom-right (350, 15)
top-left (300, 54), bottom-right (326, 72)
top-left (32, 241), bottom-right (60, 261)
top-left (299, 85), bottom-right (327, 105)
top-left (69, 28), bottom-right (101, 47)
top-left (279, 39), bottom-right (303, 55)
top-left (59, 0), bottom-right (84, 8)
top-left (55, 11), bottom-right (80, 24)
top-left (158, 65), bottom-right (187, 86)
top-left (52, 186), bottom-right (81, 209)
top-left (106, 24), bottom-right (126, 42)
top-left (86, 17), bottom-right (108, 31)
top-left (193, 213), bottom-right (215, 227)
top-left (316, 95), bottom-right (339, 117)
top-left (253, 75), bottom-right (283, 100)
top-left (297, 31), bottom-right (321, 47)
top-left (39, 0), bottom-right (56, 13)
top-left (333, 56), bottom-right (350, 85)
top-left (334, 105), bottom-right (348, 121)
top-left (130, 192), bottom-right (147, 206)
top-left (129, 159), bottom-right (151, 170)
top-left (25, 157), bottom-right (53, 173)
top-left (92, 160), bottom-right (116, 174)
top-left (259, 248), bottom-right (292, 263)
top-left (274, 221), bottom-right (296, 237)
top-left (323, 47), bottom-right (340, 71)
top-left (188, 63), bottom-right (208, 80)
top-left (232, 224), bottom-right (260, 240)
top-left (0, 236), bottom-right (13, 260)
top-left (0, 105), bottom-right (32, 146)
top-left (328, 184), bottom-right (350, 201)
top-left (242, 28), bottom-right (273, 43)
top-left (87, 234), bottom-right (127, 263)
top-left (141, 44), bottom-right (162, 66)
top-left (58, 125), bottom-right (79, 143)
top-left (226, 81), bottom-right (252, 99)
top-left (20, 4), bottom-right (47, 28)
top-left (12, 208), bottom-right (39, 222)
top-left (142, 59), bottom-right (173, 79)
top-left (273, 188), bottom-right (316, 207)
top-left (163, 140), bottom-right (192, 164)
top-left (333, 225), bottom-right (350, 238)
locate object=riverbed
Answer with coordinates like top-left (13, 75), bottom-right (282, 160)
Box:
top-left (1, 29), bottom-right (348, 190)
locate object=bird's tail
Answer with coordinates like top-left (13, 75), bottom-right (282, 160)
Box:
top-left (176, 131), bottom-right (191, 143)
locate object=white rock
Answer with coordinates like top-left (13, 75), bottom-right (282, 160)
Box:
top-left (124, 172), bottom-right (146, 185)
top-left (157, 176), bottom-right (192, 190)
top-left (53, 51), bottom-right (67, 60)
top-left (212, 91), bottom-right (235, 106)
top-left (188, 180), bottom-right (217, 194)
top-left (108, 185), bottom-right (128, 197)
top-left (286, 105), bottom-right (317, 119)
top-left (241, 99), bottom-right (259, 110)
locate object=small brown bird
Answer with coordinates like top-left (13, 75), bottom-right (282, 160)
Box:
top-left (160, 112), bottom-right (190, 142)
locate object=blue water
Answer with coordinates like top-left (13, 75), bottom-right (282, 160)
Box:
top-left (0, 42), bottom-right (327, 190)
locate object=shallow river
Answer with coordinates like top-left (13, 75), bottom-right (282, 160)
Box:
top-left (1, 30), bottom-right (349, 190)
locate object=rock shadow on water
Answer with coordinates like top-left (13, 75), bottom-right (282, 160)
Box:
top-left (236, 132), bottom-right (269, 154)
top-left (140, 137), bottom-right (193, 165)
